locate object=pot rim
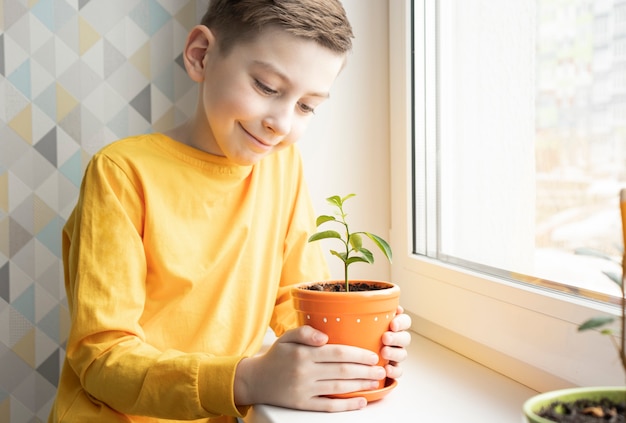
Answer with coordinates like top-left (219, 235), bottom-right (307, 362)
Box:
top-left (523, 386), bottom-right (626, 420)
top-left (291, 280), bottom-right (400, 315)
top-left (293, 279), bottom-right (398, 289)
top-left (292, 280), bottom-right (399, 297)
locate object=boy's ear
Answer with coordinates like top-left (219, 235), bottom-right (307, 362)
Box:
top-left (183, 25), bottom-right (217, 83)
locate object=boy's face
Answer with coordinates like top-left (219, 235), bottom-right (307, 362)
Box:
top-left (193, 27), bottom-right (346, 165)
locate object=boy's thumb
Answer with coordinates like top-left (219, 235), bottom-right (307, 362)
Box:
top-left (280, 325), bottom-right (328, 346)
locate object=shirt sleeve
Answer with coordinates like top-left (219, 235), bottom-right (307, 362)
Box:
top-left (63, 153), bottom-right (247, 420)
top-left (270, 155), bottom-right (331, 337)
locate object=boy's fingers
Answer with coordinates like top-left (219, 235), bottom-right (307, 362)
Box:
top-left (308, 396), bottom-right (368, 412)
top-left (390, 312), bottom-right (412, 332)
top-left (314, 344), bottom-right (380, 365)
top-left (381, 344), bottom-right (408, 363)
top-left (311, 362), bottom-right (386, 384)
top-left (278, 325), bottom-right (328, 346)
top-left (278, 328), bottom-right (381, 367)
top-left (382, 329), bottom-right (411, 348)
top-left (385, 362), bottom-right (404, 379)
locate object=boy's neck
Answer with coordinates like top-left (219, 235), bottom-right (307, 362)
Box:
top-left (162, 121), bottom-right (191, 147)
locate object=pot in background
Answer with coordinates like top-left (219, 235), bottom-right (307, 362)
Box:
top-left (523, 386), bottom-right (626, 423)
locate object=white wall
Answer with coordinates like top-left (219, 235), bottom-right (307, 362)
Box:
top-left (299, 0), bottom-right (391, 282)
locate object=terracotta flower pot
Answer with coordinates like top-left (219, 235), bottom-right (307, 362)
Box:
top-left (291, 280), bottom-right (400, 395)
top-left (523, 386), bottom-right (626, 423)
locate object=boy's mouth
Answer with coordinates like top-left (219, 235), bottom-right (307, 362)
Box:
top-left (240, 124), bottom-right (273, 150)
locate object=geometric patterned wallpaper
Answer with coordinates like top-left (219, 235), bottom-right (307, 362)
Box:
top-left (0, 1), bottom-right (207, 421)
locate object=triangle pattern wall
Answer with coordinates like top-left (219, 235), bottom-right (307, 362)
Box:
top-left (0, 1), bottom-right (209, 421)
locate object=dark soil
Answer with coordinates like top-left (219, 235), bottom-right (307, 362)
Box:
top-left (303, 282), bottom-right (387, 292)
top-left (537, 398), bottom-right (625, 422)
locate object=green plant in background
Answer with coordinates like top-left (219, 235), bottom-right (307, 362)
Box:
top-left (576, 247), bottom-right (626, 376)
top-left (308, 194), bottom-right (392, 291)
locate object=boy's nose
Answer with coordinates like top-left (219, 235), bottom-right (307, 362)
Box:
top-left (262, 106), bottom-right (294, 137)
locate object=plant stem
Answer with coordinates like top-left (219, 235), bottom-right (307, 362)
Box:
top-left (343, 224), bottom-right (350, 291)
top-left (617, 251), bottom-right (626, 389)
top-left (621, 254), bottom-right (625, 375)
top-left (339, 203), bottom-right (350, 291)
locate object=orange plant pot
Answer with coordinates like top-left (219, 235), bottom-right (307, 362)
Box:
top-left (291, 280), bottom-right (400, 393)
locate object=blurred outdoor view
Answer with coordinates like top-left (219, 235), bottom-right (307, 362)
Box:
top-left (534, 0), bottom-right (625, 300)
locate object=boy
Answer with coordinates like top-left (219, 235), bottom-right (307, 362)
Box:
top-left (48, 1), bottom-right (411, 422)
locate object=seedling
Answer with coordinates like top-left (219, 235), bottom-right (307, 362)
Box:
top-left (577, 188), bottom-right (626, 377)
top-left (308, 194), bottom-right (392, 291)
top-left (576, 250), bottom-right (625, 375)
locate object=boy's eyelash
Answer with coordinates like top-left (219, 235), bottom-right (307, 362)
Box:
top-left (254, 79), bottom-right (277, 95)
top-left (298, 103), bottom-right (315, 114)
top-left (254, 79), bottom-right (315, 114)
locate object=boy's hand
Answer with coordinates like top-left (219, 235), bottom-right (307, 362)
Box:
top-left (234, 325), bottom-right (385, 412)
top-left (381, 305), bottom-right (412, 380)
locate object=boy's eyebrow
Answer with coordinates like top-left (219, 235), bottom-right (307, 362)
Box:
top-left (252, 60), bottom-right (330, 98)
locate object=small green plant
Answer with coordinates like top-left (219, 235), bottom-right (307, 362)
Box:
top-left (308, 194), bottom-right (392, 292)
top-left (577, 189), bottom-right (626, 378)
top-left (576, 249), bottom-right (625, 376)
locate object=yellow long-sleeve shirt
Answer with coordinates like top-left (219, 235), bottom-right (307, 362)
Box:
top-left (48, 134), bottom-right (330, 422)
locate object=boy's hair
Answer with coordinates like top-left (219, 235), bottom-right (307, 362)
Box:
top-left (201, 0), bottom-right (353, 55)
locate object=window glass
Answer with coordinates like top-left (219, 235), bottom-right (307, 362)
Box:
top-left (417, 0), bottom-right (624, 303)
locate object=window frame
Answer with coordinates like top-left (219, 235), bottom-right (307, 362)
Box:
top-left (389, 0), bottom-right (622, 391)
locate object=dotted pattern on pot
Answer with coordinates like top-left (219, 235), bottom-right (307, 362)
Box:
top-left (307, 313), bottom-right (396, 323)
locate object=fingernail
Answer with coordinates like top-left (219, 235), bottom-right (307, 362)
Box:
top-left (358, 398), bottom-right (367, 409)
top-left (370, 353), bottom-right (379, 364)
top-left (313, 332), bottom-right (327, 343)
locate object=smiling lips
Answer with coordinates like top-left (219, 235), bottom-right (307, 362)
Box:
top-left (241, 124), bottom-right (277, 150)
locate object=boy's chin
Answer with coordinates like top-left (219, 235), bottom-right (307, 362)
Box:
top-left (230, 146), bottom-right (285, 166)
top-left (228, 152), bottom-right (269, 166)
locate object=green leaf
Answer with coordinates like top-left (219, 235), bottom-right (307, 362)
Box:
top-left (578, 316), bottom-right (616, 332)
top-left (330, 250), bottom-right (348, 262)
top-left (600, 329), bottom-right (615, 336)
top-left (574, 247), bottom-right (614, 261)
top-left (362, 232), bottom-right (393, 263)
top-left (358, 248), bottom-right (374, 263)
top-left (315, 215), bottom-right (336, 226)
top-left (326, 195), bottom-right (343, 208)
top-left (341, 193), bottom-right (356, 203)
top-left (349, 233), bottom-right (363, 250)
top-left (346, 256), bottom-right (370, 265)
top-left (603, 270), bottom-right (623, 287)
top-left (308, 230), bottom-right (342, 242)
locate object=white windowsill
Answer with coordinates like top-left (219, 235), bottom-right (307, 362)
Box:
top-left (244, 329), bottom-right (538, 423)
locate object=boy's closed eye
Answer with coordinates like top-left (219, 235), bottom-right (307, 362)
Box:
top-left (254, 78), bottom-right (317, 115)
top-left (254, 79), bottom-right (278, 96)
top-left (297, 102), bottom-right (315, 114)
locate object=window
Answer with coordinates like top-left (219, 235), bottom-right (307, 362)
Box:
top-left (420, 0), bottom-right (624, 303)
top-left (389, 0), bottom-right (623, 391)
